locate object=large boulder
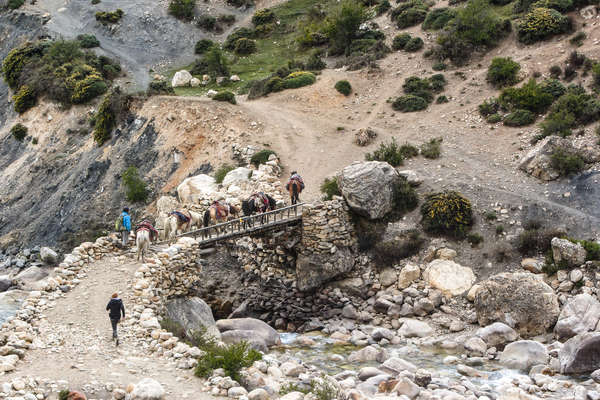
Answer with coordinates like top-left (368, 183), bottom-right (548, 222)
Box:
top-left (551, 238), bottom-right (586, 268)
top-left (518, 136), bottom-right (573, 181)
top-left (422, 259), bottom-right (475, 297)
top-left (499, 340), bottom-right (548, 371)
top-left (39, 247), bottom-right (58, 264)
top-left (399, 319), bottom-right (433, 338)
top-left (555, 294), bottom-right (600, 340)
top-left (474, 273), bottom-right (559, 337)
top-left (15, 266), bottom-right (47, 282)
top-left (222, 167), bottom-right (252, 188)
top-left (171, 70), bottom-right (192, 87)
top-left (337, 161), bottom-right (400, 219)
top-left (476, 322), bottom-right (518, 348)
top-left (559, 333), bottom-right (600, 374)
top-left (0, 276), bottom-right (12, 293)
top-left (156, 195), bottom-right (179, 215)
top-left (216, 318), bottom-right (281, 352)
top-left (177, 174), bottom-right (218, 204)
top-left (130, 378), bottom-right (165, 400)
top-left (165, 297), bottom-right (220, 339)
top-left (296, 247), bottom-right (355, 291)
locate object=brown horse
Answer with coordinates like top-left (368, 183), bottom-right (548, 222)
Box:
top-left (203, 201), bottom-right (240, 228)
top-left (288, 180), bottom-right (302, 205)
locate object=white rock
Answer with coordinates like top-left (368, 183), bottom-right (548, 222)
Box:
top-left (423, 259), bottom-right (475, 297)
top-left (172, 70), bottom-right (192, 87)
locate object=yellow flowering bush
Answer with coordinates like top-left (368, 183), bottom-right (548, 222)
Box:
top-left (421, 191), bottom-right (473, 238)
top-left (517, 8), bottom-right (571, 44)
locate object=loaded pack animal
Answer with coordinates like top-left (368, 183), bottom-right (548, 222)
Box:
top-left (135, 220), bottom-right (158, 262)
top-left (203, 200), bottom-right (240, 229)
top-left (163, 209), bottom-right (202, 242)
top-left (241, 192), bottom-right (277, 227)
top-left (286, 171), bottom-right (304, 205)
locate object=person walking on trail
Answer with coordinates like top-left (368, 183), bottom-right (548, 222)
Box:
top-left (106, 293), bottom-right (125, 346)
top-left (119, 207), bottom-right (132, 247)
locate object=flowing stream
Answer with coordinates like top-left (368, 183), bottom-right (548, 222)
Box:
top-left (275, 333), bottom-right (585, 399)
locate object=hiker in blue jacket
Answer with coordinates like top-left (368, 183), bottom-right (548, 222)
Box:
top-left (120, 207), bottom-right (132, 247)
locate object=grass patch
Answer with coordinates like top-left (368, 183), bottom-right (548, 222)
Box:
top-left (251, 149), bottom-right (276, 166)
top-left (215, 164), bottom-right (235, 184)
top-left (420, 137), bottom-right (442, 159)
top-left (122, 166), bottom-right (148, 203)
top-left (321, 177), bottom-right (341, 200)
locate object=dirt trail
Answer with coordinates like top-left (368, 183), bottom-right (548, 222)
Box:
top-left (9, 254), bottom-right (213, 399)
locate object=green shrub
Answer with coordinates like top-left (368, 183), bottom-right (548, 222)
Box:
top-left (93, 90), bottom-right (127, 146)
top-left (518, 226), bottom-right (565, 255)
top-left (496, 225), bottom-right (504, 234)
top-left (321, 178), bottom-right (341, 200)
top-left (77, 34), bottom-right (100, 48)
top-left (393, 176), bottom-right (419, 213)
top-left (517, 8), bottom-right (571, 44)
top-left (550, 148), bottom-right (585, 176)
top-left (147, 80), bottom-right (175, 96)
top-left (436, 95), bottom-right (449, 103)
top-left (284, 71), bottom-right (316, 89)
top-left (391, 0), bottom-right (429, 29)
top-left (215, 164), bottom-right (235, 184)
top-left (252, 8), bottom-right (276, 25)
top-left (197, 15), bottom-right (217, 31)
top-left (404, 37), bottom-right (424, 52)
top-left (540, 86), bottom-right (600, 137)
top-left (71, 73), bottom-right (108, 104)
top-left (195, 341), bottom-right (262, 381)
top-left (325, 0), bottom-right (369, 55)
top-left (503, 109), bottom-right (535, 126)
top-left (224, 27), bottom-right (255, 50)
top-left (592, 63), bottom-right (600, 87)
top-left (467, 232), bottom-right (484, 246)
top-left (432, 62), bottom-right (446, 71)
top-left (205, 46), bottom-right (229, 77)
top-left (376, 0), bottom-right (392, 14)
top-left (306, 52), bottom-right (326, 70)
top-left (95, 9), bottom-right (124, 24)
top-left (421, 191), bottom-right (473, 238)
top-left (251, 149), bottom-right (276, 166)
top-left (122, 166), bottom-right (148, 203)
top-left (8, 0), bottom-right (24, 9)
top-left (13, 85), bottom-right (37, 114)
top-left (195, 39), bottom-right (214, 55)
top-left (422, 8), bottom-right (456, 30)
top-left (434, 0), bottom-right (511, 64)
top-left (365, 138), bottom-right (405, 166)
top-left (399, 143), bottom-right (419, 159)
top-left (420, 137), bottom-right (442, 159)
top-left (218, 14), bottom-right (236, 25)
top-left (393, 95), bottom-right (428, 112)
top-left (168, 0), bottom-right (195, 20)
top-left (539, 78), bottom-right (566, 99)
top-left (499, 79), bottom-right (554, 113)
top-left (58, 390), bottom-right (69, 400)
top-left (579, 240), bottom-right (600, 260)
top-left (234, 38), bottom-right (257, 55)
top-left (10, 123), bottom-right (27, 141)
top-left (213, 91), bottom-right (236, 104)
top-left (570, 31), bottom-right (586, 46)
top-left (392, 33), bottom-right (412, 50)
top-left (335, 80), bottom-right (352, 95)
top-left (549, 65), bottom-right (562, 78)
top-left (479, 97), bottom-right (500, 116)
top-left (487, 57), bottom-right (520, 87)
top-left (487, 113), bottom-right (502, 123)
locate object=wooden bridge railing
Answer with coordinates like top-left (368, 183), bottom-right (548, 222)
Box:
top-left (158, 203), bottom-right (304, 246)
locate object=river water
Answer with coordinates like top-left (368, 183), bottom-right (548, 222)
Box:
top-left (0, 290), bottom-right (28, 326)
top-left (276, 332), bottom-right (585, 399)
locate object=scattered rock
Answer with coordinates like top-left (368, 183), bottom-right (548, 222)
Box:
top-left (399, 319), bottom-right (433, 338)
top-left (474, 272), bottom-right (559, 337)
top-left (555, 294), bottom-right (600, 340)
top-left (39, 247), bottom-right (58, 264)
top-left (423, 259), bottom-right (475, 297)
top-left (559, 332), bottom-right (600, 374)
top-left (130, 378), bottom-right (165, 400)
top-left (338, 161), bottom-right (400, 220)
top-left (165, 297), bottom-right (220, 339)
top-left (171, 70), bottom-right (192, 87)
top-left (499, 340), bottom-right (548, 371)
top-left (551, 238), bottom-right (586, 268)
top-left (476, 322), bottom-right (518, 347)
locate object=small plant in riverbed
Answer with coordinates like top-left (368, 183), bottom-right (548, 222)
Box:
top-left (467, 232), bottom-right (484, 246)
top-left (194, 340), bottom-right (262, 381)
top-left (420, 137), bottom-right (442, 159)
